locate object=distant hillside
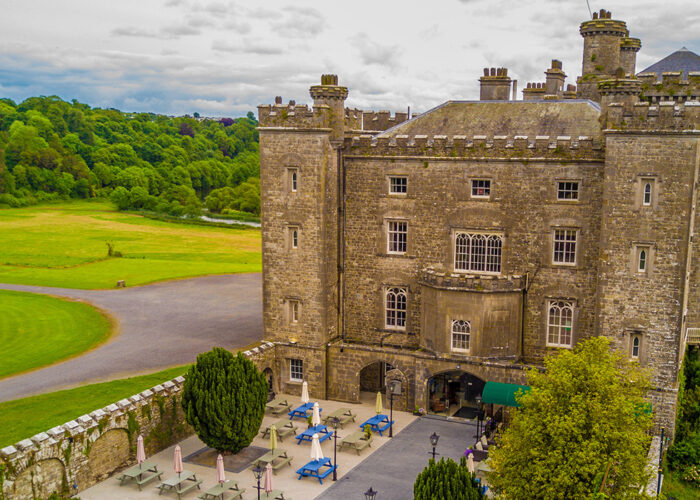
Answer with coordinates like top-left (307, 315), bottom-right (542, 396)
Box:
top-left (0, 96), bottom-right (260, 216)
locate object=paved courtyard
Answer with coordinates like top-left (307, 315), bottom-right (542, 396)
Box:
top-left (0, 273), bottom-right (262, 401)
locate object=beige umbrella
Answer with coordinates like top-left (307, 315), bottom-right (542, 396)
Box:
top-left (264, 463), bottom-right (274, 493)
top-left (269, 425), bottom-right (278, 451)
top-left (467, 452), bottom-right (475, 474)
top-left (310, 433), bottom-right (324, 462)
top-left (216, 454), bottom-right (226, 484)
top-left (375, 391), bottom-right (383, 414)
top-left (312, 402), bottom-right (321, 427)
top-left (136, 435), bottom-right (146, 469)
top-left (173, 444), bottom-right (183, 478)
top-left (301, 381), bottom-right (309, 404)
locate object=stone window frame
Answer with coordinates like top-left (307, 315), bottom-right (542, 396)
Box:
top-left (387, 219), bottom-right (408, 254)
top-left (287, 224), bottom-right (300, 251)
top-left (470, 178), bottom-right (492, 199)
top-left (384, 286), bottom-right (408, 331)
top-left (388, 175), bottom-right (408, 196)
top-left (450, 319), bottom-right (471, 353)
top-left (551, 227), bottom-right (578, 266)
top-left (556, 180), bottom-right (580, 202)
top-left (284, 297), bottom-right (302, 325)
top-left (452, 230), bottom-right (504, 275)
top-left (287, 167), bottom-right (299, 193)
top-left (624, 328), bottom-right (646, 362)
top-left (545, 298), bottom-right (575, 348)
top-left (289, 358), bottom-right (304, 382)
top-left (290, 300), bottom-right (300, 324)
top-left (634, 174), bottom-right (659, 210)
top-left (630, 241), bottom-right (655, 276)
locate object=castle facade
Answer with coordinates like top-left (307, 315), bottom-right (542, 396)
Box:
top-left (257, 9), bottom-right (700, 433)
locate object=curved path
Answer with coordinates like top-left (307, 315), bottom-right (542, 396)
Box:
top-left (0, 273), bottom-right (262, 402)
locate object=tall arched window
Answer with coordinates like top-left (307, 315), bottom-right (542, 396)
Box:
top-left (451, 320), bottom-right (471, 352)
top-left (385, 287), bottom-right (407, 330)
top-left (632, 335), bottom-right (640, 358)
top-left (547, 300), bottom-right (574, 347)
top-left (638, 249), bottom-right (646, 272)
top-left (643, 182), bottom-right (652, 205)
top-left (291, 171), bottom-right (298, 192)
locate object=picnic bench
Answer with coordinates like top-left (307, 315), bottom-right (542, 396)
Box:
top-left (295, 425), bottom-right (333, 445)
top-left (322, 407), bottom-right (356, 428)
top-left (296, 457), bottom-right (336, 485)
top-left (338, 430), bottom-right (373, 455)
top-left (260, 490), bottom-right (292, 500)
top-left (359, 414), bottom-right (394, 437)
top-left (251, 448), bottom-right (293, 474)
top-left (287, 402), bottom-right (321, 420)
top-left (117, 460), bottom-right (163, 490)
top-left (198, 479), bottom-right (245, 500)
top-left (157, 470), bottom-right (202, 499)
top-left (266, 397), bottom-right (290, 416)
top-left (260, 419), bottom-right (297, 441)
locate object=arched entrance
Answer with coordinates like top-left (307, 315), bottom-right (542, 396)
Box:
top-left (262, 368), bottom-right (275, 400)
top-left (359, 361), bottom-right (394, 393)
top-left (427, 371), bottom-right (486, 417)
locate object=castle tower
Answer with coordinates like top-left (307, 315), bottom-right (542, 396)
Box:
top-left (310, 74), bottom-right (348, 143)
top-left (479, 67), bottom-right (511, 100)
top-left (619, 37), bottom-right (642, 76)
top-left (577, 9), bottom-right (629, 101)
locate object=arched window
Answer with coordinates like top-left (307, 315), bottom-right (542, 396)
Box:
top-left (632, 335), bottom-right (640, 358)
top-left (454, 232), bottom-right (503, 273)
top-left (547, 300), bottom-right (574, 347)
top-left (385, 287), bottom-right (407, 330)
top-left (291, 171), bottom-right (298, 192)
top-left (292, 229), bottom-right (298, 249)
top-left (486, 235), bottom-right (502, 273)
top-left (638, 249), bottom-right (646, 272)
top-left (455, 233), bottom-right (470, 270)
top-left (451, 320), bottom-right (471, 352)
top-left (643, 182), bottom-right (652, 205)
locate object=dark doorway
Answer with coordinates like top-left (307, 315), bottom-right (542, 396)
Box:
top-left (427, 371), bottom-right (486, 416)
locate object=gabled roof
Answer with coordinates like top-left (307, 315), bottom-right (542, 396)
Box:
top-left (380, 100), bottom-right (602, 141)
top-left (639, 47), bottom-right (700, 79)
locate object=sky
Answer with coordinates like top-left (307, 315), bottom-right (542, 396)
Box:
top-left (0, 0), bottom-right (698, 117)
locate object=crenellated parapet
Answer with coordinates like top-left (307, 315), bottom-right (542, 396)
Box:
top-left (637, 71), bottom-right (700, 103)
top-left (344, 133), bottom-right (603, 161)
top-left (258, 102), bottom-right (333, 129)
top-left (345, 108), bottom-right (363, 130)
top-left (420, 267), bottom-right (526, 292)
top-left (362, 110), bottom-right (409, 131)
top-left (605, 101), bottom-right (700, 132)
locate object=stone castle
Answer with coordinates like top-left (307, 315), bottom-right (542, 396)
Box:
top-left (257, 9), bottom-right (700, 433)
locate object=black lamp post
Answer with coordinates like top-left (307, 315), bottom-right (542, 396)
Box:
top-left (474, 395), bottom-right (483, 439)
top-left (252, 464), bottom-right (264, 500)
top-left (387, 379), bottom-right (402, 438)
top-left (429, 432), bottom-right (440, 460)
top-left (364, 486), bottom-right (378, 499)
top-left (330, 416), bottom-right (340, 481)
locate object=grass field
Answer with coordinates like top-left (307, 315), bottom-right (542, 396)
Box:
top-left (0, 365), bottom-right (189, 448)
top-left (0, 200), bottom-right (261, 289)
top-left (0, 289), bottom-right (112, 379)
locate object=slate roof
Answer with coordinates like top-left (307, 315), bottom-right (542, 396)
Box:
top-left (380, 100), bottom-right (602, 141)
top-left (639, 47), bottom-right (700, 78)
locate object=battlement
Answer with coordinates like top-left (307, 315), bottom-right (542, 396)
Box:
top-left (638, 72), bottom-right (700, 103)
top-left (605, 101), bottom-right (700, 131)
top-left (344, 133), bottom-right (603, 161)
top-left (258, 102), bottom-right (332, 129)
top-left (580, 9), bottom-right (628, 37)
top-left (620, 37), bottom-right (641, 51)
top-left (362, 110), bottom-right (409, 131)
top-left (420, 268), bottom-right (526, 292)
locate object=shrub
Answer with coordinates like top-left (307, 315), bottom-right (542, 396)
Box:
top-left (181, 348), bottom-right (267, 453)
top-left (667, 431), bottom-right (700, 471)
top-left (413, 457), bottom-right (484, 500)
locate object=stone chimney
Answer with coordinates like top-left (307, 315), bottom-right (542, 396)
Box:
top-left (480, 67), bottom-right (512, 100)
top-left (545, 60), bottom-right (566, 96)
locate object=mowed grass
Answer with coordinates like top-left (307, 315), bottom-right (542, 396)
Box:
top-left (0, 290), bottom-right (111, 379)
top-left (0, 365), bottom-right (188, 448)
top-left (0, 200), bottom-right (261, 289)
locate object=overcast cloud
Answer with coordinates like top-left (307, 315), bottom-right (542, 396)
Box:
top-left (0, 0), bottom-right (697, 117)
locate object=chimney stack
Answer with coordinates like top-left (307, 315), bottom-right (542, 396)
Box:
top-left (479, 67), bottom-right (512, 101)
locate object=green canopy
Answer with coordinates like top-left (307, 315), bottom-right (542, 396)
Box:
top-left (481, 381), bottom-right (530, 407)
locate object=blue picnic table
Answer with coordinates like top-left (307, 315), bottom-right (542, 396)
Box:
top-left (359, 414), bottom-right (394, 436)
top-left (296, 457), bottom-right (336, 485)
top-left (295, 425), bottom-right (333, 445)
top-left (288, 402), bottom-right (322, 420)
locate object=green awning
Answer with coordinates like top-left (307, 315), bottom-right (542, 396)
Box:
top-left (481, 381), bottom-right (530, 407)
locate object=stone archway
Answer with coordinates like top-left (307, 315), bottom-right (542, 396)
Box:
top-left (262, 367), bottom-right (275, 398)
top-left (426, 370), bottom-right (486, 417)
top-left (13, 458), bottom-right (66, 500)
top-left (87, 428), bottom-right (130, 482)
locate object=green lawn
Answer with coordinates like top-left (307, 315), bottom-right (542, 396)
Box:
top-left (0, 365), bottom-right (189, 447)
top-left (0, 200), bottom-right (261, 289)
top-left (0, 289), bottom-right (111, 379)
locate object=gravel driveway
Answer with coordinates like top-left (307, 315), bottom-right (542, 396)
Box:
top-left (0, 273), bottom-right (262, 402)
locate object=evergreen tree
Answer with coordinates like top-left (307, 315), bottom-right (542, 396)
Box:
top-left (413, 457), bottom-right (484, 500)
top-left (181, 348), bottom-right (267, 453)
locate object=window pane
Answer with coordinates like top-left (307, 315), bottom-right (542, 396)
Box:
top-left (557, 181), bottom-right (579, 200)
top-left (385, 287), bottom-right (407, 329)
top-left (547, 300), bottom-right (574, 347)
top-left (554, 229), bottom-right (577, 264)
top-left (643, 183), bottom-right (652, 205)
top-left (472, 179), bottom-right (491, 197)
top-left (290, 359), bottom-right (303, 381)
top-left (390, 177), bottom-right (407, 194)
top-left (454, 232), bottom-right (502, 273)
top-left (470, 234), bottom-right (486, 271)
top-left (451, 320), bottom-right (471, 351)
top-left (388, 221), bottom-right (407, 253)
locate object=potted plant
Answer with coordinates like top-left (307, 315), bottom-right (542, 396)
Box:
top-left (307, 414), bottom-right (313, 429)
top-left (363, 424), bottom-right (372, 440)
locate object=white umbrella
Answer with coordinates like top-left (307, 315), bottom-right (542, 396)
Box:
top-left (312, 402), bottom-right (321, 427)
top-left (136, 435), bottom-right (146, 468)
top-left (467, 452), bottom-right (475, 474)
top-left (264, 463), bottom-right (273, 493)
top-left (216, 454), bottom-right (226, 484)
top-left (301, 381), bottom-right (309, 404)
top-left (173, 445), bottom-right (183, 478)
top-left (310, 433), bottom-right (324, 462)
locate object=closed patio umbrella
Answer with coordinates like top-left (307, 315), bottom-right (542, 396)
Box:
top-left (264, 463), bottom-right (274, 493)
top-left (269, 425), bottom-right (278, 451)
top-left (216, 454), bottom-right (226, 484)
top-left (467, 452), bottom-right (475, 474)
top-left (375, 391), bottom-right (383, 414)
top-left (136, 435), bottom-right (146, 469)
top-left (312, 402), bottom-right (321, 427)
top-left (301, 381), bottom-right (309, 404)
top-left (310, 433), bottom-right (324, 462)
top-left (173, 444), bottom-right (183, 478)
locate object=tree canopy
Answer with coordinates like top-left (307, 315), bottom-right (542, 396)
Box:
top-left (413, 457), bottom-right (485, 500)
top-left (488, 337), bottom-right (653, 499)
top-left (0, 96), bottom-right (260, 216)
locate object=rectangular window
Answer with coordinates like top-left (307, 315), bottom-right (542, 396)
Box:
top-left (471, 179), bottom-right (491, 198)
top-left (547, 300), bottom-right (574, 347)
top-left (557, 181), bottom-right (579, 201)
top-left (387, 220), bottom-right (407, 254)
top-left (553, 229), bottom-right (577, 265)
top-left (290, 300), bottom-right (300, 323)
top-left (451, 320), bottom-right (471, 352)
top-left (389, 176), bottom-right (407, 194)
top-left (385, 287), bottom-right (407, 330)
top-left (454, 232), bottom-right (503, 273)
top-left (287, 168), bottom-right (298, 192)
top-left (289, 359), bottom-right (303, 382)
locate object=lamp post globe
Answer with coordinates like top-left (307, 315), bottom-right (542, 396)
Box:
top-left (429, 432), bottom-right (440, 460)
top-left (364, 486), bottom-right (378, 499)
top-left (252, 464), bottom-right (264, 500)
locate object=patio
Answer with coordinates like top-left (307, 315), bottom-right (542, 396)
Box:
top-left (79, 393), bottom-right (416, 500)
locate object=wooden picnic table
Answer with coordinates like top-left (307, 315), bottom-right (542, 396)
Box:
top-left (295, 425), bottom-right (333, 445)
top-left (117, 460), bottom-right (163, 490)
top-left (260, 490), bottom-right (292, 500)
top-left (338, 430), bottom-right (372, 454)
top-left (287, 402), bottom-right (321, 420)
top-left (260, 419), bottom-right (297, 441)
top-left (198, 479), bottom-right (244, 500)
top-left (266, 397), bottom-right (290, 415)
top-left (296, 457), bottom-right (336, 485)
top-left (359, 414), bottom-right (394, 437)
top-left (158, 470), bottom-right (203, 499)
top-left (251, 448), bottom-right (293, 474)
top-left (322, 407), bottom-right (356, 428)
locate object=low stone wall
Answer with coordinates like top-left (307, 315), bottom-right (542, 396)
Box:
top-left (0, 341), bottom-right (275, 500)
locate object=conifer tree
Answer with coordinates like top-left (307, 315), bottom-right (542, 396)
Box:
top-left (413, 457), bottom-right (484, 500)
top-left (181, 347), bottom-right (268, 453)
